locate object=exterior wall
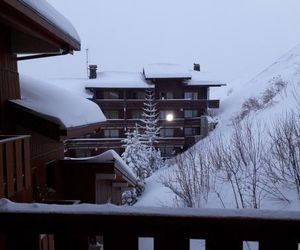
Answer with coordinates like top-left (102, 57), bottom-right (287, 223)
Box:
top-left (16, 126), bottom-right (64, 201)
top-left (0, 24), bottom-right (20, 133)
top-left (82, 82), bottom-right (218, 157)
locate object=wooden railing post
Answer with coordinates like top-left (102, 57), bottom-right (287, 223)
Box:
top-left (104, 231), bottom-right (138, 250)
top-left (154, 233), bottom-right (189, 250)
top-left (259, 239), bottom-right (298, 250)
top-left (206, 236), bottom-right (243, 250)
top-left (7, 232), bottom-right (39, 250)
top-left (0, 144), bottom-right (4, 197)
top-left (55, 233), bottom-right (88, 250)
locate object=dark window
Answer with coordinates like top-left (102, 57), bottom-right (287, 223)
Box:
top-left (131, 110), bottom-right (143, 119)
top-left (104, 110), bottom-right (119, 119)
top-left (104, 129), bottom-right (119, 138)
top-left (184, 127), bottom-right (200, 136)
top-left (184, 92), bottom-right (198, 100)
top-left (160, 128), bottom-right (174, 137)
top-left (184, 110), bottom-right (198, 118)
top-left (132, 91), bottom-right (145, 99)
top-left (103, 91), bottom-right (120, 99)
top-left (160, 92), bottom-right (174, 99)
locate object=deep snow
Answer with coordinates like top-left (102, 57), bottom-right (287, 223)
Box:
top-left (136, 44), bottom-right (300, 210)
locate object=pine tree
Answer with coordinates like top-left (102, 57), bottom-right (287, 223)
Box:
top-left (140, 89), bottom-right (163, 172)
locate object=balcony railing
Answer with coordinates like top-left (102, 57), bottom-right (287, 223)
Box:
top-left (0, 200), bottom-right (300, 250)
top-left (0, 135), bottom-right (31, 198)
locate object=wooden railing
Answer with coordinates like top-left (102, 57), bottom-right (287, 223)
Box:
top-left (0, 201), bottom-right (300, 250)
top-left (0, 135), bottom-right (31, 198)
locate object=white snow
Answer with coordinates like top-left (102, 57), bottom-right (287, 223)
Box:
top-left (85, 71), bottom-right (153, 89)
top-left (143, 63), bottom-right (192, 79)
top-left (67, 150), bottom-right (136, 183)
top-left (137, 43), bottom-right (300, 210)
top-left (188, 70), bottom-right (225, 86)
top-left (11, 75), bottom-right (106, 129)
top-left (2, 198), bottom-right (300, 219)
top-left (20, 0), bottom-right (80, 43)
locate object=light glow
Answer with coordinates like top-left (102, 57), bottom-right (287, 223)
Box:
top-left (166, 113), bottom-right (174, 121)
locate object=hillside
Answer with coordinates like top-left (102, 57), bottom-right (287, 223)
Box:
top-left (136, 44), bottom-right (300, 210)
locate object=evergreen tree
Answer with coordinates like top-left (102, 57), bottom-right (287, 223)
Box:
top-left (140, 89), bottom-right (163, 172)
top-left (121, 126), bottom-right (150, 179)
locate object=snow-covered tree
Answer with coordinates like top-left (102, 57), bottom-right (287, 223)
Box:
top-left (121, 126), bottom-right (150, 179)
top-left (140, 89), bottom-right (163, 172)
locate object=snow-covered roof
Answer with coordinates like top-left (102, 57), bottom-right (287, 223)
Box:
top-left (68, 150), bottom-right (136, 184)
top-left (11, 75), bottom-right (106, 129)
top-left (19, 0), bottom-right (80, 43)
top-left (143, 63), bottom-right (192, 79)
top-left (85, 71), bottom-right (153, 89)
top-left (187, 70), bottom-right (225, 86)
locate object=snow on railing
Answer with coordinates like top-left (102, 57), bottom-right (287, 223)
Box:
top-left (0, 199), bottom-right (300, 250)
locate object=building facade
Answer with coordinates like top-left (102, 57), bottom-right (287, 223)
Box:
top-left (66, 64), bottom-right (224, 157)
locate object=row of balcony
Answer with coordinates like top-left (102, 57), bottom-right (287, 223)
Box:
top-left (93, 99), bottom-right (220, 109)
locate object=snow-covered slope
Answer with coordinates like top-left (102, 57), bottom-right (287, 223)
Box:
top-left (136, 44), bottom-right (300, 209)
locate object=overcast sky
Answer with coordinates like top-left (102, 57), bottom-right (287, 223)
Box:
top-left (18, 0), bottom-right (300, 82)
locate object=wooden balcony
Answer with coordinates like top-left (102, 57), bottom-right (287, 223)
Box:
top-left (0, 135), bottom-right (31, 199)
top-left (93, 99), bottom-right (220, 109)
top-left (0, 201), bottom-right (299, 250)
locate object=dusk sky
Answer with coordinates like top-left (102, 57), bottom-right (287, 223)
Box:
top-left (18, 0), bottom-right (300, 82)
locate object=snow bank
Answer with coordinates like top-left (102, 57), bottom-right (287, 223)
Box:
top-left (11, 75), bottom-right (106, 129)
top-left (85, 71), bottom-right (152, 89)
top-left (143, 63), bottom-right (192, 79)
top-left (20, 0), bottom-right (80, 43)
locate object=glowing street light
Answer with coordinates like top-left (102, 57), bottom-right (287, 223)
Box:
top-left (166, 113), bottom-right (174, 122)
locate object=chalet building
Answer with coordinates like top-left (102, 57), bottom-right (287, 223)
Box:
top-left (0, 1), bottom-right (136, 249)
top-left (66, 63), bottom-right (224, 157)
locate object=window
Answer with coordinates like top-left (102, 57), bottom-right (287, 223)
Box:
top-left (103, 91), bottom-right (120, 99)
top-left (184, 92), bottom-right (198, 100)
top-left (184, 127), bottom-right (200, 136)
top-left (104, 129), bottom-right (119, 138)
top-left (160, 128), bottom-right (174, 137)
top-left (132, 91), bottom-right (145, 99)
top-left (160, 92), bottom-right (174, 99)
top-left (160, 110), bottom-right (174, 119)
top-left (160, 146), bottom-right (175, 155)
top-left (131, 110), bottom-right (143, 119)
top-left (184, 110), bottom-right (198, 118)
top-left (104, 110), bottom-right (119, 119)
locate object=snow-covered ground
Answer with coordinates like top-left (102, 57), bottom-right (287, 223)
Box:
top-left (136, 44), bottom-right (300, 211)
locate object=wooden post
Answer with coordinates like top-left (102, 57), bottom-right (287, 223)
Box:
top-left (5, 142), bottom-right (14, 197)
top-left (0, 144), bottom-right (4, 197)
top-left (55, 233), bottom-right (88, 250)
top-left (15, 140), bottom-right (23, 192)
top-left (259, 239), bottom-right (298, 250)
top-left (206, 236), bottom-right (243, 250)
top-left (154, 233), bottom-right (189, 250)
top-left (23, 137), bottom-right (31, 189)
top-left (7, 233), bottom-right (40, 250)
top-left (104, 231), bottom-right (138, 250)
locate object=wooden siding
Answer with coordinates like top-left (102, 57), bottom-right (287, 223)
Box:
top-left (0, 24), bottom-right (20, 133)
top-left (0, 135), bottom-right (31, 201)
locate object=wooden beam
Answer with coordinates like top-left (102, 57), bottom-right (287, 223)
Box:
top-left (112, 182), bottom-right (128, 188)
top-left (5, 141), bottom-right (14, 197)
top-left (0, 144), bottom-right (4, 197)
top-left (96, 174), bottom-right (116, 181)
top-left (14, 139), bottom-right (23, 192)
